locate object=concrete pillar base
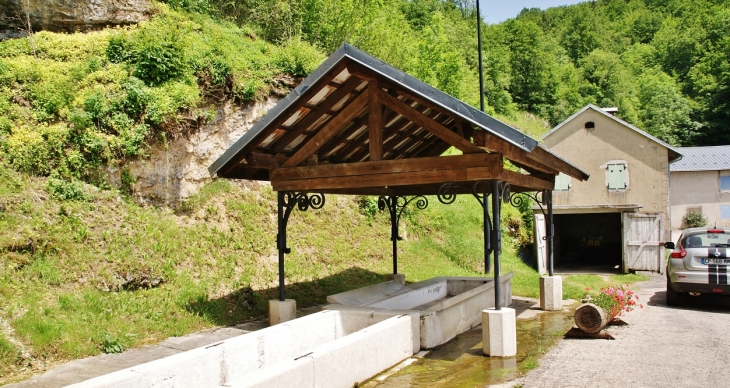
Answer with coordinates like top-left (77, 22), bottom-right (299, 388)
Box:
top-left (269, 299), bottom-right (296, 326)
top-left (540, 276), bottom-right (563, 311)
top-left (393, 273), bottom-right (406, 285)
top-left (482, 308), bottom-right (516, 357)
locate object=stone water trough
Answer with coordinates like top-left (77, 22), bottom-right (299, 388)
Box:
top-left (69, 309), bottom-right (419, 388)
top-left (326, 275), bottom-right (513, 349)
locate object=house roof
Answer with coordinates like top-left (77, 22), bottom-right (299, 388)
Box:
top-left (670, 145), bottom-right (730, 172)
top-left (208, 43), bottom-right (589, 195)
top-left (543, 104), bottom-right (683, 163)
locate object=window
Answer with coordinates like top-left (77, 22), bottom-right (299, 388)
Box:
top-left (720, 176), bottom-right (730, 191)
top-left (554, 173), bottom-right (571, 191)
top-left (722, 206), bottom-right (730, 220)
top-left (606, 162), bottom-right (628, 190)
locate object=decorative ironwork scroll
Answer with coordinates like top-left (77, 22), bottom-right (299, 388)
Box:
top-left (509, 189), bottom-right (549, 216)
top-left (379, 195), bottom-right (428, 274)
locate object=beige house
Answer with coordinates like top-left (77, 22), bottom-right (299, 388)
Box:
top-left (669, 145), bottom-right (730, 241)
top-left (538, 105), bottom-right (682, 274)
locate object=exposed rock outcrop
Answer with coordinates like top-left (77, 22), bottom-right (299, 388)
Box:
top-left (0, 0), bottom-right (152, 39)
top-left (107, 98), bottom-right (280, 207)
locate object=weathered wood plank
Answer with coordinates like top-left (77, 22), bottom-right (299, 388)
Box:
top-left (245, 152), bottom-right (289, 169)
top-left (217, 60), bottom-right (349, 177)
top-left (499, 169), bottom-right (555, 191)
top-left (273, 76), bottom-right (364, 153)
top-left (368, 82), bottom-right (383, 161)
top-left (271, 153), bottom-right (503, 181)
top-left (479, 132), bottom-right (559, 176)
top-left (272, 169), bottom-right (471, 191)
top-left (377, 89), bottom-right (484, 154)
top-left (283, 91), bottom-right (369, 167)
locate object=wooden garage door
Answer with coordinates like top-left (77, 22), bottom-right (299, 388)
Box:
top-left (623, 213), bottom-right (664, 274)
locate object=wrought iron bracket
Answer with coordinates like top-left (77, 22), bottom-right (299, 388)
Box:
top-left (509, 189), bottom-right (550, 216)
top-left (378, 195), bottom-right (428, 241)
top-left (277, 192), bottom-right (325, 253)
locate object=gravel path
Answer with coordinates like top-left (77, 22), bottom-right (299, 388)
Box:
top-left (515, 272), bottom-right (730, 388)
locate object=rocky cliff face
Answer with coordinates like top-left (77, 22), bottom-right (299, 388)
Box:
top-left (106, 98), bottom-right (280, 207)
top-left (0, 0), bottom-right (151, 39)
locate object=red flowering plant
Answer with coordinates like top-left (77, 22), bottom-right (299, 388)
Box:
top-left (584, 284), bottom-right (643, 318)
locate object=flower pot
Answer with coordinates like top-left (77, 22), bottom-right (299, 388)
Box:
top-left (574, 303), bottom-right (610, 333)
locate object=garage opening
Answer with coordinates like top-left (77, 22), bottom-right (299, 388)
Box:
top-left (553, 213), bottom-right (623, 274)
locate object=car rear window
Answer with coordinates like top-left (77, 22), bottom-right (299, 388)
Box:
top-left (682, 233), bottom-right (730, 248)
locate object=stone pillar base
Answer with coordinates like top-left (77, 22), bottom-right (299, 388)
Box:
top-left (482, 307), bottom-right (516, 357)
top-left (393, 273), bottom-right (406, 285)
top-left (540, 276), bottom-right (563, 311)
top-left (269, 299), bottom-right (296, 326)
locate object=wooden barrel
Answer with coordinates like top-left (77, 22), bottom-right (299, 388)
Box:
top-left (574, 303), bottom-right (610, 333)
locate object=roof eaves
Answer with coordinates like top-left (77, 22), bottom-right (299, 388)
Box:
top-left (208, 44), bottom-right (352, 176)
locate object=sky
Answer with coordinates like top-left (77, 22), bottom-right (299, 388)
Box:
top-left (479, 0), bottom-right (587, 24)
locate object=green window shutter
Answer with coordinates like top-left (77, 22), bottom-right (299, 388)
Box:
top-left (607, 163), bottom-right (627, 190)
top-left (554, 173), bottom-right (570, 191)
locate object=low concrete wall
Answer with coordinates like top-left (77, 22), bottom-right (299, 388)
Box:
top-left (68, 310), bottom-right (418, 388)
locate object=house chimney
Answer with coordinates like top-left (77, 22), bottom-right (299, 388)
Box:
top-left (602, 107), bottom-right (618, 116)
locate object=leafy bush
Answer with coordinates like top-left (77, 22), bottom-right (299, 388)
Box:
top-left (46, 176), bottom-right (87, 201)
top-left (0, 6), bottom-right (324, 191)
top-left (683, 211), bottom-right (707, 228)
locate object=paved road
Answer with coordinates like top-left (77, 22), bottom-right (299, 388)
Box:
top-left (515, 272), bottom-right (730, 388)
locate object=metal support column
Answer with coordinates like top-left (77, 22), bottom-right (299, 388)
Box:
top-left (491, 180), bottom-right (503, 311)
top-left (379, 196), bottom-right (429, 275)
top-left (546, 190), bottom-right (554, 276)
top-left (276, 191), bottom-right (289, 301)
top-left (275, 191), bottom-right (325, 301)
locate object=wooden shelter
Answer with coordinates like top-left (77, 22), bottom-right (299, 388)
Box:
top-left (209, 43), bottom-right (589, 310)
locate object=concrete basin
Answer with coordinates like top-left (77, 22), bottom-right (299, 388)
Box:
top-left (69, 309), bottom-right (419, 388)
top-left (326, 275), bottom-right (513, 349)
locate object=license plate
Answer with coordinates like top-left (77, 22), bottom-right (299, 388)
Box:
top-left (703, 258), bottom-right (730, 265)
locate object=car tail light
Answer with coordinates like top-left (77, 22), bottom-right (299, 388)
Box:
top-left (708, 229), bottom-right (725, 233)
top-left (670, 244), bottom-right (687, 258)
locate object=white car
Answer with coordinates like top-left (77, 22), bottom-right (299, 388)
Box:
top-left (664, 227), bottom-right (730, 306)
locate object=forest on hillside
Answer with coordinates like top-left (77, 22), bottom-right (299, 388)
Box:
top-left (171, 0), bottom-right (730, 147)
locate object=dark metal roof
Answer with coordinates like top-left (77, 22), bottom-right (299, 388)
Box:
top-left (670, 146), bottom-right (730, 172)
top-left (208, 43), bottom-right (588, 194)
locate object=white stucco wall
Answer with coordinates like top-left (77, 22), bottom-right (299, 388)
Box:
top-left (670, 170), bottom-right (730, 233)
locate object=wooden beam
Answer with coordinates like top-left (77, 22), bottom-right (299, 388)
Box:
top-left (368, 81), bottom-right (383, 161)
top-left (273, 76), bottom-right (364, 153)
top-left (376, 89), bottom-right (484, 154)
top-left (528, 144), bottom-right (589, 181)
top-left (499, 169), bottom-right (555, 191)
top-left (283, 91), bottom-right (369, 167)
top-left (273, 169), bottom-right (469, 191)
top-left (271, 153), bottom-right (502, 181)
top-left (480, 132), bottom-right (559, 176)
top-left (245, 152), bottom-right (289, 169)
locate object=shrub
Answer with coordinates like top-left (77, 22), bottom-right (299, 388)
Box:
top-left (46, 176), bottom-right (87, 201)
top-left (683, 211), bottom-right (707, 228)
